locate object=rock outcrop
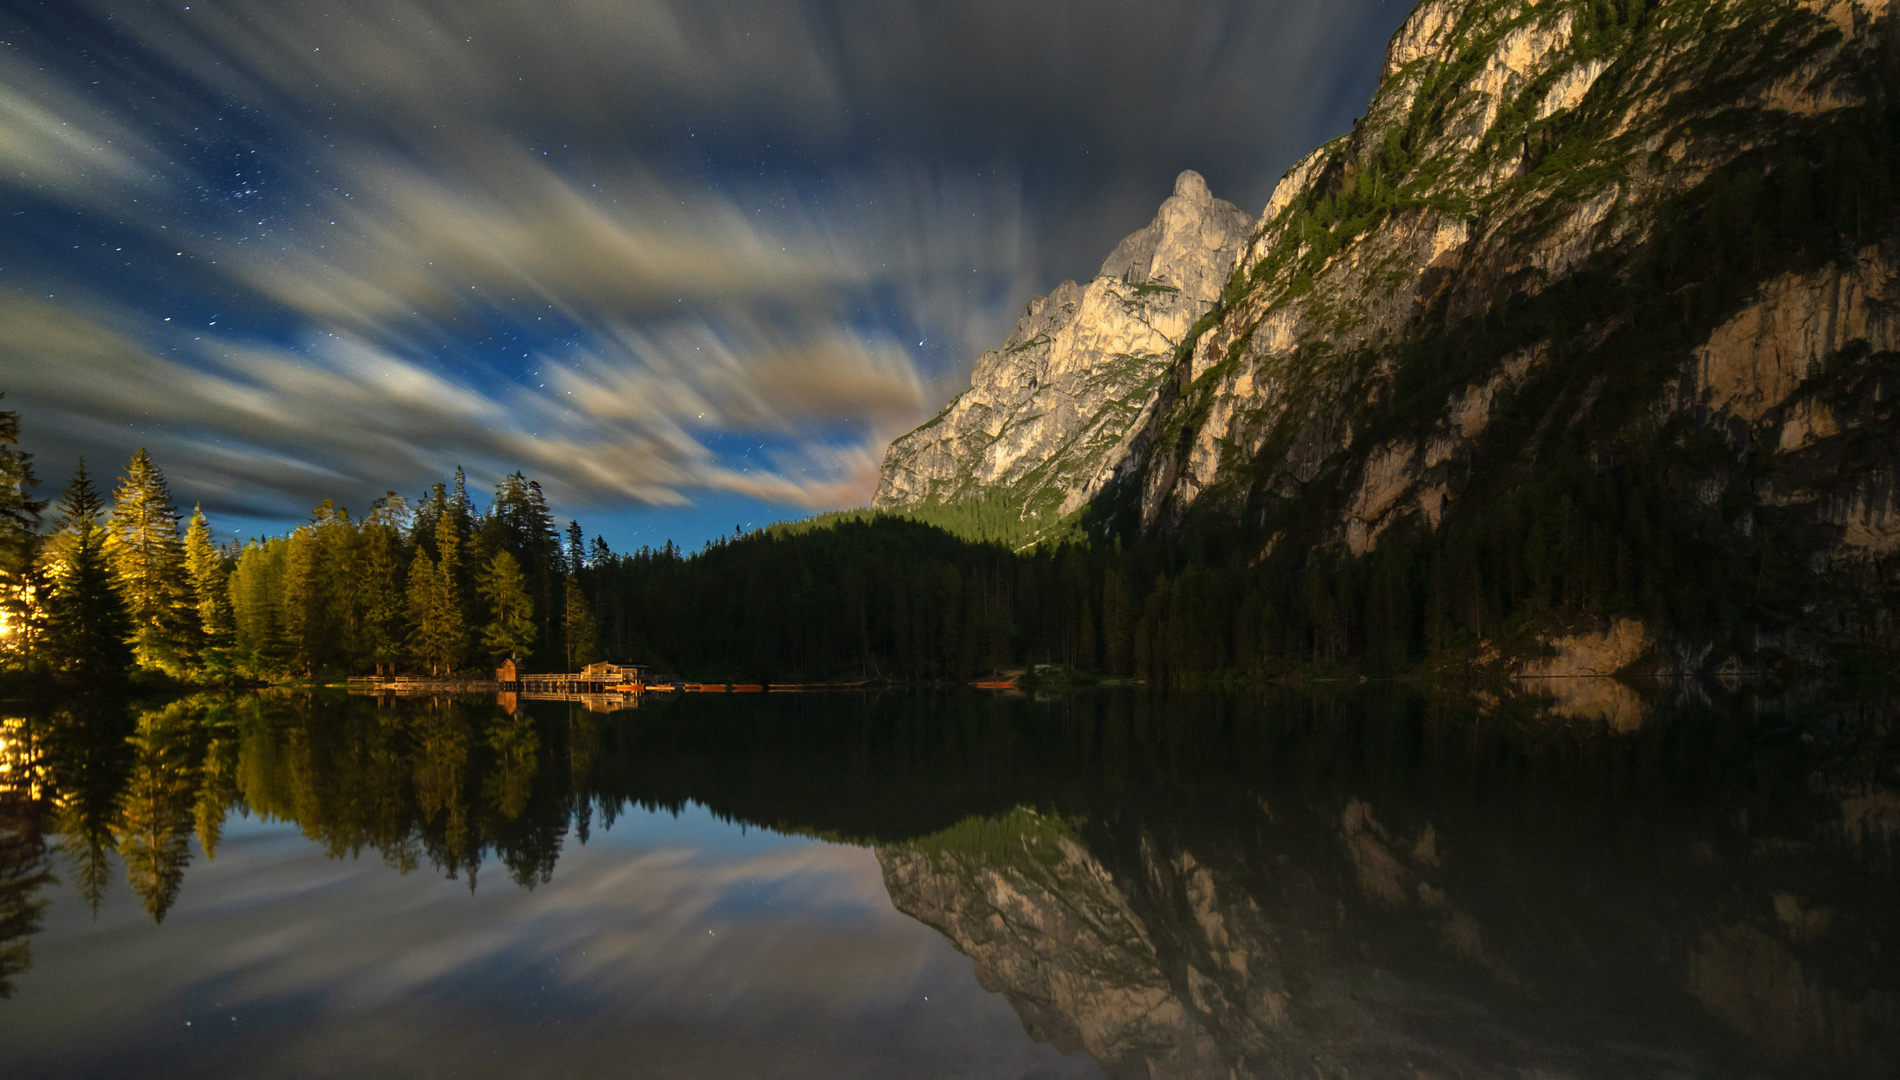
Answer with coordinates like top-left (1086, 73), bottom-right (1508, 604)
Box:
top-left (873, 171), bottom-right (1253, 520)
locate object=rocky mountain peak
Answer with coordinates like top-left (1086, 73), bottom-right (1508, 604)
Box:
top-left (1096, 170), bottom-right (1253, 302)
top-left (873, 171), bottom-right (1254, 519)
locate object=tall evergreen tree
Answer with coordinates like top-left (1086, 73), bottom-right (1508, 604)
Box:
top-left (476, 549), bottom-right (537, 664)
top-left (0, 393), bottom-right (45, 668)
top-left (106, 450), bottom-right (199, 675)
top-left (407, 509), bottom-right (468, 675)
top-left (41, 461), bottom-right (133, 681)
top-left (565, 520), bottom-right (586, 572)
top-left (228, 538), bottom-right (290, 678)
top-left (564, 575), bottom-right (599, 669)
top-left (183, 506), bottom-right (235, 677)
top-left (404, 548), bottom-right (442, 673)
top-left (282, 501), bottom-right (355, 676)
top-left (360, 493), bottom-right (409, 676)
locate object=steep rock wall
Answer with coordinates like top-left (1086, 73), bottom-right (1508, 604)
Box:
top-left (873, 171), bottom-right (1254, 519)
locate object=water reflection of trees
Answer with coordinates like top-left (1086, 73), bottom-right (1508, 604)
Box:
top-left (0, 719), bottom-right (55, 998)
top-left (0, 686), bottom-right (1894, 1074)
top-left (2, 692), bottom-right (613, 925)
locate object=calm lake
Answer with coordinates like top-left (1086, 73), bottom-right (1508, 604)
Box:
top-left (0, 687), bottom-right (1894, 1078)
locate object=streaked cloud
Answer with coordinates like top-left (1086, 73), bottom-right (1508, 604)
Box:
top-left (0, 291), bottom-right (918, 516)
top-left (0, 0), bottom-right (1406, 540)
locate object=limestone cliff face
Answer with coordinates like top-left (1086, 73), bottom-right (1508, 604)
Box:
top-left (876, 0), bottom-right (1900, 663)
top-left (872, 171), bottom-right (1254, 519)
top-left (1140, 0), bottom-right (1898, 531)
top-left (1126, 0), bottom-right (1900, 636)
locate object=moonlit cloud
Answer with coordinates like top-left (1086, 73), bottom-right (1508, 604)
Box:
top-left (0, 291), bottom-right (912, 516)
top-left (0, 52), bottom-right (168, 204)
top-left (0, 0), bottom-right (1406, 543)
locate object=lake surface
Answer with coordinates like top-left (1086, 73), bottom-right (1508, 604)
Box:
top-left (0, 687), bottom-right (1895, 1078)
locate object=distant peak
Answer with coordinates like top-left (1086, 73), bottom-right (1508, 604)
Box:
top-left (1173, 170), bottom-right (1210, 201)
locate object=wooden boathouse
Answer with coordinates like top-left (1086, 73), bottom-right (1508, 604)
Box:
top-left (495, 659), bottom-right (655, 693)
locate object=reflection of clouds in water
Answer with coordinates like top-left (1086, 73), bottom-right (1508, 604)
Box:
top-left (11, 804), bottom-right (1103, 1079)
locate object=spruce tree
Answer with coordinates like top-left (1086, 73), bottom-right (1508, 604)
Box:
top-left (476, 549), bottom-right (537, 664)
top-left (405, 548), bottom-right (441, 674)
top-left (564, 575), bottom-right (599, 669)
top-left (360, 494), bottom-right (409, 676)
top-left (41, 461), bottom-right (133, 681)
top-left (107, 450), bottom-right (199, 676)
top-left (183, 506), bottom-right (235, 678)
top-left (228, 538), bottom-right (290, 678)
top-left (431, 506), bottom-right (467, 671)
top-left (406, 508), bottom-right (468, 675)
top-left (565, 520), bottom-right (586, 572)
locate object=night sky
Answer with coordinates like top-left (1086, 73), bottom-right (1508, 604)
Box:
top-left (0, 0), bottom-right (1407, 552)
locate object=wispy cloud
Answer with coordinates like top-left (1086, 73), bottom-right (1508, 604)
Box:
top-left (0, 0), bottom-right (1404, 537)
top-left (0, 291), bottom-right (916, 517)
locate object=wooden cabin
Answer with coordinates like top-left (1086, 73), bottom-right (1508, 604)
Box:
top-left (496, 658), bottom-right (524, 683)
top-left (581, 661), bottom-right (651, 684)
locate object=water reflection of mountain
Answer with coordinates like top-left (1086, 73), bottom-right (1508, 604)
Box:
top-left (0, 688), bottom-right (1895, 1076)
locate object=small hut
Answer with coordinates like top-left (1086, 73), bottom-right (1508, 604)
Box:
top-left (496, 658), bottom-right (523, 684)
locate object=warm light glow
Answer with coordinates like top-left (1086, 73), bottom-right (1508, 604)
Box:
top-left (0, 717), bottom-right (45, 802)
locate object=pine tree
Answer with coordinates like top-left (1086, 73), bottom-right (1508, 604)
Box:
top-left (564, 575), bottom-right (599, 669)
top-left (565, 520), bottom-right (586, 572)
top-left (0, 394), bottom-right (45, 668)
top-left (228, 538), bottom-right (290, 678)
top-left (41, 461), bottom-right (133, 681)
top-left (183, 506), bottom-right (235, 678)
top-left (476, 549), bottom-right (537, 664)
top-left (432, 506), bottom-right (467, 670)
top-left (405, 548), bottom-right (442, 673)
top-left (282, 501), bottom-right (353, 677)
top-left (406, 508), bottom-right (468, 675)
top-left (360, 493), bottom-right (409, 675)
top-left (106, 450), bottom-right (199, 676)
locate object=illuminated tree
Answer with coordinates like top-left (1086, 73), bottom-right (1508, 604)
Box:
top-left (183, 506), bottom-right (235, 678)
top-left (107, 450), bottom-right (199, 676)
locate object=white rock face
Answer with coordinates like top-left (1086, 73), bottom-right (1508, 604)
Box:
top-left (1691, 248), bottom-right (1900, 422)
top-left (872, 170), bottom-right (1254, 518)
